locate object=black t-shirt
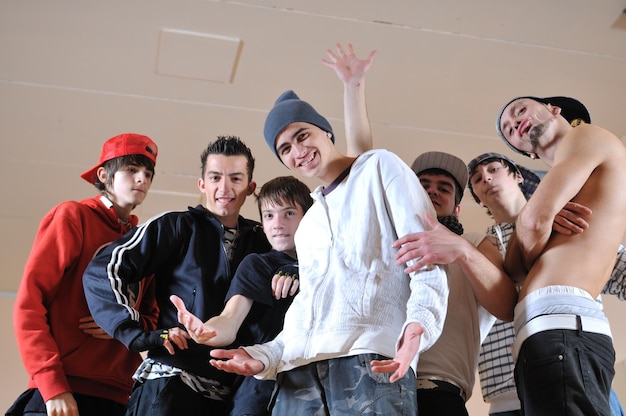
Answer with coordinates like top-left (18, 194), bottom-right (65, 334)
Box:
top-left (228, 249), bottom-right (298, 346)
top-left (228, 249), bottom-right (298, 416)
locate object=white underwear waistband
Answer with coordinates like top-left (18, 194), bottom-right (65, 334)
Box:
top-left (512, 314), bottom-right (612, 362)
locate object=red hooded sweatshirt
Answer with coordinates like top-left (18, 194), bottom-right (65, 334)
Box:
top-left (14, 195), bottom-right (158, 404)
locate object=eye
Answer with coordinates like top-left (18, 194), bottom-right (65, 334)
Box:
top-left (279, 144), bottom-right (291, 156)
top-left (297, 131), bottom-right (309, 142)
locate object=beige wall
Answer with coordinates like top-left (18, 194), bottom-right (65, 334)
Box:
top-left (2, 1), bottom-right (625, 414)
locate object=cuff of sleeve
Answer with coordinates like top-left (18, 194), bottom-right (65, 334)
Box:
top-left (32, 367), bottom-right (71, 403)
top-left (242, 345), bottom-right (275, 380)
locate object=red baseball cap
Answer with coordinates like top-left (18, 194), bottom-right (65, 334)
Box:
top-left (80, 133), bottom-right (158, 184)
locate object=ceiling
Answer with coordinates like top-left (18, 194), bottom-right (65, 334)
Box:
top-left (1, 0), bottom-right (626, 293)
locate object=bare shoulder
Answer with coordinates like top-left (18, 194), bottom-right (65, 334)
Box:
top-left (568, 123), bottom-right (623, 148)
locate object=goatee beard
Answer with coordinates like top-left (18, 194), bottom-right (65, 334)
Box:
top-left (528, 124), bottom-right (545, 151)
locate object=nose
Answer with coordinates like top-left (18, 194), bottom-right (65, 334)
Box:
top-left (135, 171), bottom-right (147, 183)
top-left (271, 216), bottom-right (285, 229)
top-left (291, 141), bottom-right (307, 156)
top-left (217, 178), bottom-right (230, 192)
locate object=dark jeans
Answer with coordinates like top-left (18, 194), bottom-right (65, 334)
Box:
top-left (270, 354), bottom-right (417, 415)
top-left (417, 387), bottom-right (468, 416)
top-left (6, 388), bottom-right (125, 416)
top-left (514, 329), bottom-right (615, 416)
top-left (124, 376), bottom-right (230, 416)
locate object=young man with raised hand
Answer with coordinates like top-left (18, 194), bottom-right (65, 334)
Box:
top-left (209, 44), bottom-right (449, 415)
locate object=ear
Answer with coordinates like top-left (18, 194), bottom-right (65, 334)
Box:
top-left (453, 204), bottom-right (461, 217)
top-left (547, 103), bottom-right (562, 116)
top-left (529, 153), bottom-right (538, 160)
top-left (247, 181), bottom-right (257, 196)
top-left (197, 177), bottom-right (205, 192)
top-left (515, 172), bottom-right (524, 184)
top-left (96, 166), bottom-right (108, 183)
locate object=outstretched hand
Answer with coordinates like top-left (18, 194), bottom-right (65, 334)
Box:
top-left (321, 43), bottom-right (377, 86)
top-left (371, 322), bottom-right (423, 383)
top-left (210, 348), bottom-right (265, 376)
top-left (170, 295), bottom-right (218, 345)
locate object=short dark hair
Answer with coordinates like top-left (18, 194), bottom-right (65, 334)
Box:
top-left (256, 176), bottom-right (313, 219)
top-left (468, 158), bottom-right (519, 204)
top-left (95, 154), bottom-right (155, 193)
top-left (468, 158), bottom-right (520, 217)
top-left (418, 168), bottom-right (464, 206)
top-left (200, 136), bottom-right (255, 182)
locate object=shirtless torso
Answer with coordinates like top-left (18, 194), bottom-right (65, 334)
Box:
top-left (507, 123), bottom-right (626, 301)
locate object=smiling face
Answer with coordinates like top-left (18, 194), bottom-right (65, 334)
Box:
top-left (274, 122), bottom-right (334, 179)
top-left (499, 98), bottom-right (559, 157)
top-left (260, 199), bottom-right (305, 255)
top-left (198, 154), bottom-right (256, 228)
top-left (418, 172), bottom-right (459, 217)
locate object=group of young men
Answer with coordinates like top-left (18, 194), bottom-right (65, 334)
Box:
top-left (8, 43), bottom-right (626, 416)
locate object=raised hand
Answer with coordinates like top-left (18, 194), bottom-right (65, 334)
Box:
top-left (321, 43), bottom-right (377, 87)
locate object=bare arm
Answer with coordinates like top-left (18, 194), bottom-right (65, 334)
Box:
top-left (394, 212), bottom-right (516, 321)
top-left (512, 128), bottom-right (604, 267)
top-left (503, 228), bottom-right (528, 284)
top-left (170, 294), bottom-right (252, 347)
top-left (322, 43), bottom-right (376, 156)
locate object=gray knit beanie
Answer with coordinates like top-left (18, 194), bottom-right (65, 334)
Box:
top-left (263, 90), bottom-right (334, 160)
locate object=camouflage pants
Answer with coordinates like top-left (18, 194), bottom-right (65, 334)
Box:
top-left (270, 353), bottom-right (417, 416)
